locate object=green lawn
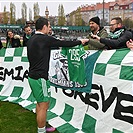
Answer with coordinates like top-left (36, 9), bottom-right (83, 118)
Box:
top-left (0, 101), bottom-right (59, 133)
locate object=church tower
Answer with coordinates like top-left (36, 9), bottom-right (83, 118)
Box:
top-left (45, 6), bottom-right (49, 19)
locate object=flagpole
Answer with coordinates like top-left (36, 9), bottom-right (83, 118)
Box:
top-left (103, 0), bottom-right (105, 26)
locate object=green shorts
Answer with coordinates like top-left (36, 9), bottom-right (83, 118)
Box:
top-left (28, 77), bottom-right (51, 103)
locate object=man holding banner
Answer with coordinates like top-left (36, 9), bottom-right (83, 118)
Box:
top-left (27, 17), bottom-right (89, 133)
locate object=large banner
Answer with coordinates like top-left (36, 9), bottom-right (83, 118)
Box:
top-left (0, 47), bottom-right (133, 133)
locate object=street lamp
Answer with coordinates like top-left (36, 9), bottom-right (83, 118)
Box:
top-left (103, 0), bottom-right (105, 26)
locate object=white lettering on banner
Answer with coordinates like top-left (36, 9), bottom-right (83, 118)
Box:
top-left (49, 76), bottom-right (73, 87)
top-left (49, 76), bottom-right (87, 88)
top-left (75, 82), bottom-right (87, 88)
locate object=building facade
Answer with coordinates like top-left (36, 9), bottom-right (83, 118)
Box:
top-left (109, 0), bottom-right (133, 21)
top-left (66, 0), bottom-right (133, 26)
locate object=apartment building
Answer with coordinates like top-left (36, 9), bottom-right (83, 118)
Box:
top-left (0, 12), bottom-right (3, 23)
top-left (67, 0), bottom-right (133, 26)
top-left (80, 4), bottom-right (96, 25)
top-left (0, 12), bottom-right (10, 24)
top-left (110, 0), bottom-right (133, 21)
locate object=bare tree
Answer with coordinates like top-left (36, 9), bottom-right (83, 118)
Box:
top-left (10, 2), bottom-right (16, 24)
top-left (75, 7), bottom-right (82, 26)
top-left (21, 2), bottom-right (27, 24)
top-left (58, 4), bottom-right (65, 26)
top-left (33, 2), bottom-right (40, 21)
top-left (123, 18), bottom-right (133, 29)
top-left (29, 8), bottom-right (32, 21)
top-left (3, 6), bottom-right (9, 24)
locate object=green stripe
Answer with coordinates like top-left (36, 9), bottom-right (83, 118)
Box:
top-left (10, 86), bottom-right (23, 97)
top-left (24, 103), bottom-right (36, 111)
top-left (107, 48), bottom-right (130, 65)
top-left (0, 84), bottom-right (4, 91)
top-left (4, 57), bottom-right (13, 62)
top-left (119, 66), bottom-right (133, 80)
top-left (94, 63), bottom-right (107, 76)
top-left (84, 51), bottom-right (100, 92)
top-left (0, 96), bottom-right (8, 100)
top-left (0, 48), bottom-right (6, 57)
top-left (27, 93), bottom-right (36, 102)
top-left (49, 97), bottom-right (56, 110)
top-left (12, 97), bottom-right (24, 103)
top-left (47, 111), bottom-right (58, 120)
top-left (82, 114), bottom-right (96, 133)
top-left (60, 104), bottom-right (74, 122)
top-left (21, 57), bottom-right (28, 62)
top-left (113, 129), bottom-right (124, 133)
top-left (14, 47), bottom-right (23, 56)
top-left (57, 123), bottom-right (78, 133)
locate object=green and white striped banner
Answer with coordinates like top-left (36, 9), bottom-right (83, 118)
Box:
top-left (0, 47), bottom-right (133, 133)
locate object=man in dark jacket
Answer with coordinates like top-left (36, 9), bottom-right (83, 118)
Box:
top-left (23, 25), bottom-right (34, 47)
top-left (27, 17), bottom-right (89, 133)
top-left (86, 16), bottom-right (108, 50)
top-left (91, 17), bottom-right (132, 49)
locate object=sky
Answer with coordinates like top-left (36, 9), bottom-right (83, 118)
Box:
top-left (0, 0), bottom-right (115, 19)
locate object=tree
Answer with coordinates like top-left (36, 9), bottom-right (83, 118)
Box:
top-left (10, 2), bottom-right (16, 24)
top-left (58, 4), bottom-right (65, 26)
top-left (123, 18), bottom-right (133, 29)
top-left (29, 8), bottom-right (32, 21)
top-left (69, 12), bottom-right (75, 26)
top-left (33, 2), bottom-right (40, 21)
top-left (16, 18), bottom-right (23, 25)
top-left (3, 6), bottom-right (9, 24)
top-left (21, 2), bottom-right (27, 24)
top-left (75, 7), bottom-right (82, 26)
top-left (101, 19), bottom-right (108, 27)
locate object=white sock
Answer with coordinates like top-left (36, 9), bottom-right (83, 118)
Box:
top-left (38, 126), bottom-right (46, 133)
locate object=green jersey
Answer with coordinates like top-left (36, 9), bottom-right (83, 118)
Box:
top-left (61, 45), bottom-right (86, 85)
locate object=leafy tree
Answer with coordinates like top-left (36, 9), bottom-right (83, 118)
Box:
top-left (33, 2), bottom-right (40, 21)
top-left (10, 2), bottom-right (16, 24)
top-left (123, 18), bottom-right (133, 29)
top-left (3, 6), bottom-right (9, 24)
top-left (58, 4), bottom-right (65, 26)
top-left (69, 12), bottom-right (75, 26)
top-left (21, 2), bottom-right (27, 24)
top-left (101, 19), bottom-right (108, 27)
top-left (16, 18), bottom-right (23, 25)
top-left (75, 7), bottom-right (82, 26)
top-left (29, 8), bottom-right (32, 21)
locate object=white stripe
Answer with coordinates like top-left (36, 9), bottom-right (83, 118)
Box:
top-left (41, 78), bottom-right (48, 97)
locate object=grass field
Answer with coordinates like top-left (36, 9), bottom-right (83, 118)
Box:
top-left (0, 101), bottom-right (59, 133)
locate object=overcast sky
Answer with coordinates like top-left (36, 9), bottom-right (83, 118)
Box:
top-left (0, 0), bottom-right (115, 19)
